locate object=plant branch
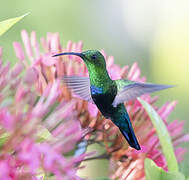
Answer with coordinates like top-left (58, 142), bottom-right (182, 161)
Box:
top-left (82, 153), bottom-right (110, 162)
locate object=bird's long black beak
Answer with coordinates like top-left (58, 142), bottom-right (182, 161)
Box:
top-left (52, 52), bottom-right (84, 58)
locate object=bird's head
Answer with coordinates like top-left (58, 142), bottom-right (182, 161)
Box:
top-left (53, 50), bottom-right (106, 68)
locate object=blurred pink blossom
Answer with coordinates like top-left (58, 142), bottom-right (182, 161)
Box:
top-left (0, 50), bottom-right (86, 179)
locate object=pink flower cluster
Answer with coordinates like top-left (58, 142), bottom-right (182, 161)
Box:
top-left (0, 48), bottom-right (85, 179)
top-left (0, 29), bottom-right (188, 180)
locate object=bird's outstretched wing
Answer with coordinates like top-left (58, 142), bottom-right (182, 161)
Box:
top-left (112, 79), bottom-right (174, 107)
top-left (62, 76), bottom-right (93, 103)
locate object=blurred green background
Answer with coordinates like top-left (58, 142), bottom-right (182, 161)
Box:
top-left (1, 0), bottom-right (189, 178)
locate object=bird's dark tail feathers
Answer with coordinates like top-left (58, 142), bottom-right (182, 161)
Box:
top-left (119, 114), bottom-right (141, 150)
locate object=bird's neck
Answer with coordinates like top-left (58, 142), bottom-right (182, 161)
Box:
top-left (87, 64), bottom-right (112, 87)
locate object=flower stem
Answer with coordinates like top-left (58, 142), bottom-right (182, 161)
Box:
top-left (83, 153), bottom-right (110, 162)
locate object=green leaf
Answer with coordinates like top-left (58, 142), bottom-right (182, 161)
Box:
top-left (145, 158), bottom-right (185, 180)
top-left (0, 13), bottom-right (29, 36)
top-left (186, 177), bottom-right (189, 180)
top-left (138, 98), bottom-right (178, 172)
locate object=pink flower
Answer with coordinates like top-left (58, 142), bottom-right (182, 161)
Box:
top-left (0, 50), bottom-right (86, 179)
top-left (108, 65), bottom-right (188, 180)
top-left (0, 29), bottom-right (188, 180)
top-left (0, 109), bottom-right (14, 131)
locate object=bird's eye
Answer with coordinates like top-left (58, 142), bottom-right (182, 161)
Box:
top-left (91, 54), bottom-right (97, 60)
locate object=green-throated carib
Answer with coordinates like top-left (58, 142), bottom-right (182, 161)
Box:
top-left (53, 50), bottom-right (173, 150)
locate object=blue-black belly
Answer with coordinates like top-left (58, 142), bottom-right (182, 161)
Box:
top-left (90, 85), bottom-right (117, 118)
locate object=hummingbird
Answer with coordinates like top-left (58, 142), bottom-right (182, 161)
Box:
top-left (53, 50), bottom-right (173, 150)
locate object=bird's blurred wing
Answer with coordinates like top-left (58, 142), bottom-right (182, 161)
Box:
top-left (62, 76), bottom-right (93, 103)
top-left (113, 79), bottom-right (173, 107)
